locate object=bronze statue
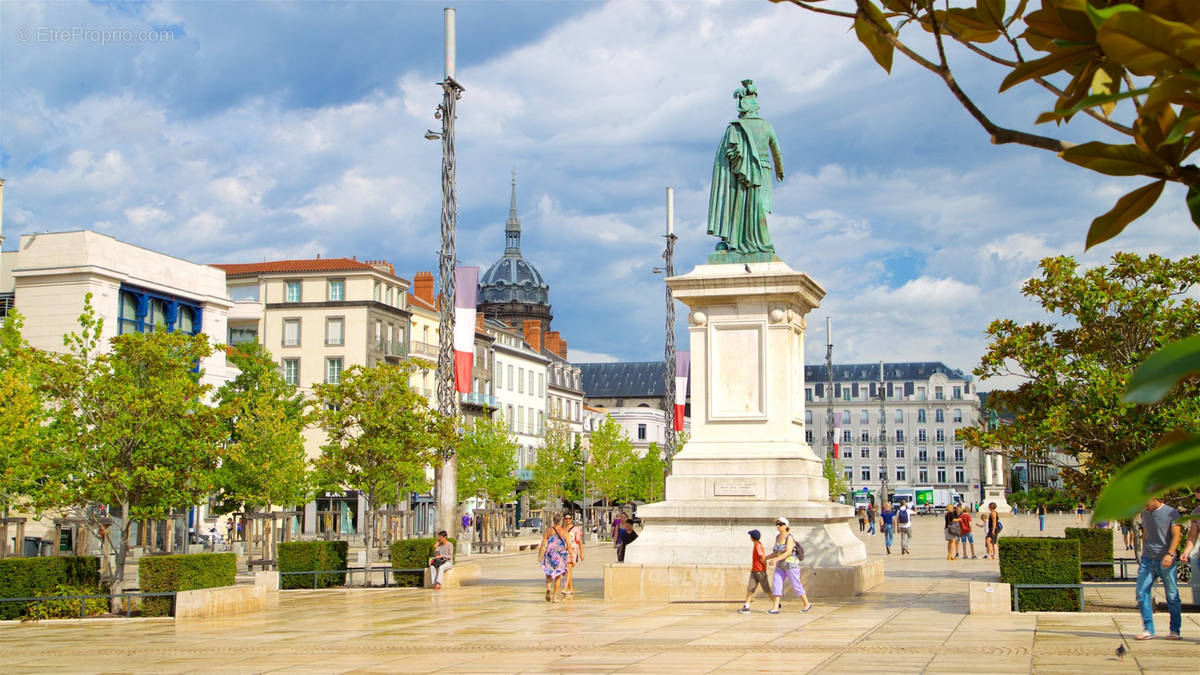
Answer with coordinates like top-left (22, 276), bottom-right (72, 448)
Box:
top-left (707, 80), bottom-right (784, 258)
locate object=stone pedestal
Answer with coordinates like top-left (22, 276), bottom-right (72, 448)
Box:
top-left (608, 261), bottom-right (878, 600)
top-left (983, 454), bottom-right (1013, 514)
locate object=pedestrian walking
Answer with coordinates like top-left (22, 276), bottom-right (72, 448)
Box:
top-left (225, 517), bottom-right (234, 544)
top-left (1180, 504), bottom-right (1200, 606)
top-left (737, 529), bottom-right (771, 614)
top-left (867, 505), bottom-right (877, 536)
top-left (945, 504), bottom-right (962, 560)
top-left (616, 518), bottom-right (638, 562)
top-left (1037, 503), bottom-right (1047, 532)
top-left (611, 512), bottom-right (624, 547)
top-left (562, 513), bottom-right (583, 596)
top-left (1121, 519), bottom-right (1135, 551)
top-left (897, 501), bottom-right (913, 554)
top-left (1076, 500), bottom-right (1086, 525)
top-left (880, 503), bottom-right (895, 554)
top-left (1135, 498), bottom-right (1183, 640)
top-left (538, 513), bottom-right (570, 603)
top-left (764, 517), bottom-right (811, 614)
top-left (958, 506), bottom-right (976, 559)
top-left (857, 507), bottom-right (866, 533)
top-left (981, 502), bottom-right (1002, 560)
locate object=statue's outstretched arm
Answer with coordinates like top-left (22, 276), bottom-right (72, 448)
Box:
top-left (770, 131), bottom-right (784, 182)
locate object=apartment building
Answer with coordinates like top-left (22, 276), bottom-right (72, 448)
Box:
top-left (804, 362), bottom-right (983, 504)
top-left (485, 317), bottom-right (549, 477)
top-left (1, 229), bottom-right (235, 541)
top-left (577, 361), bottom-right (691, 456)
top-left (211, 257), bottom-right (411, 535)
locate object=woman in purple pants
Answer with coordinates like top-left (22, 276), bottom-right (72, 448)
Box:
top-left (764, 517), bottom-right (812, 614)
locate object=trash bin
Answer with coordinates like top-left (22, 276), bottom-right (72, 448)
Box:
top-left (23, 536), bottom-right (43, 557)
top-left (38, 539), bottom-right (54, 557)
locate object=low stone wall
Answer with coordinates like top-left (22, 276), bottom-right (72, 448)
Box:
top-left (604, 560), bottom-right (884, 602)
top-left (174, 584), bottom-right (265, 620)
top-left (423, 563), bottom-right (481, 589)
top-left (968, 581), bottom-right (1011, 614)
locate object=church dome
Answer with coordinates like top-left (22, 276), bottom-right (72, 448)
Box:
top-left (478, 255), bottom-right (548, 306)
top-left (477, 171), bottom-right (552, 329)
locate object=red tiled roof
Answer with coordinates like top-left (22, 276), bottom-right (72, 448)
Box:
top-left (212, 258), bottom-right (379, 276)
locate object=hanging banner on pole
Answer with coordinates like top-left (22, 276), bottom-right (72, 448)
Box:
top-left (453, 266), bottom-right (479, 393)
top-left (674, 351), bottom-right (690, 431)
top-left (833, 411), bottom-right (842, 457)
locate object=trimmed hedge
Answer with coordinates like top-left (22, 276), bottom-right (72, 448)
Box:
top-left (999, 537), bottom-right (1081, 612)
top-left (388, 538), bottom-right (456, 588)
top-left (1065, 527), bottom-right (1114, 581)
top-left (278, 541), bottom-right (349, 589)
top-left (139, 553), bottom-right (237, 617)
top-left (0, 556), bottom-right (101, 621)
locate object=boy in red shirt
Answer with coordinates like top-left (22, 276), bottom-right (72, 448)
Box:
top-left (958, 507), bottom-right (977, 559)
top-left (738, 529), bottom-right (771, 614)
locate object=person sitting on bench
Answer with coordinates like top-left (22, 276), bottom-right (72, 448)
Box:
top-left (428, 530), bottom-right (454, 589)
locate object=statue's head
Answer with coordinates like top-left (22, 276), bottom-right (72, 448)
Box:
top-left (734, 79), bottom-right (760, 117)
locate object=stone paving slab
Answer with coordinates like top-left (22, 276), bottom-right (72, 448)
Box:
top-left (2, 514), bottom-right (1197, 673)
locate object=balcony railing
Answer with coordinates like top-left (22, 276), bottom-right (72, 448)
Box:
top-left (461, 392), bottom-right (498, 408)
top-left (410, 340), bottom-right (438, 358)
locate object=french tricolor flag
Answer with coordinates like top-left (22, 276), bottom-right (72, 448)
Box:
top-left (453, 266), bottom-right (479, 394)
top-left (674, 351), bottom-right (690, 432)
top-left (833, 411), bottom-right (843, 456)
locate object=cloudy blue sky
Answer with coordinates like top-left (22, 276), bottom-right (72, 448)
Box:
top-left (2, 0), bottom-right (1197, 388)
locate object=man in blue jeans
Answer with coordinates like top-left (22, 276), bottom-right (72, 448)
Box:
top-left (880, 503), bottom-right (895, 554)
top-left (1135, 497), bottom-right (1182, 641)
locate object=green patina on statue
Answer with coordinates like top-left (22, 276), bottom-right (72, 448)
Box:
top-left (706, 79), bottom-right (784, 263)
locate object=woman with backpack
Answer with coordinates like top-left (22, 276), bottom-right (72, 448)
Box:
top-left (982, 502), bottom-right (1003, 560)
top-left (944, 504), bottom-right (962, 560)
top-left (764, 517), bottom-right (811, 614)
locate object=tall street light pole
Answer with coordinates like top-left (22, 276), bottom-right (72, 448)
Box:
top-left (662, 188), bottom-right (678, 469)
top-left (878, 361), bottom-right (888, 510)
top-left (434, 8), bottom-right (465, 537)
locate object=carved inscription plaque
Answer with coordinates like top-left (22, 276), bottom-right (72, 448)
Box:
top-left (713, 478), bottom-right (757, 497)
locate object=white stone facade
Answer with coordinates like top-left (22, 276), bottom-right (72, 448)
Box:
top-left (804, 363), bottom-right (984, 505)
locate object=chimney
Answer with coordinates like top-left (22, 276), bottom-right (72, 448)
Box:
top-left (475, 311), bottom-right (486, 332)
top-left (522, 319), bottom-right (542, 353)
top-left (413, 271), bottom-right (435, 305)
top-left (366, 259), bottom-right (395, 276)
top-left (558, 337), bottom-right (567, 359)
top-left (544, 331), bottom-right (561, 357)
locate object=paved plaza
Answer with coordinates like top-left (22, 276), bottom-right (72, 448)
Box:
top-left (2, 514), bottom-right (1197, 673)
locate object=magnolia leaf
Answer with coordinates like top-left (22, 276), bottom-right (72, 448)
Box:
top-left (1085, 180), bottom-right (1166, 249)
top-left (1091, 68), bottom-right (1117, 117)
top-left (1061, 141), bottom-right (1169, 176)
top-left (1096, 12), bottom-right (1200, 76)
top-left (1038, 88), bottom-right (1148, 124)
top-left (1025, 8), bottom-right (1092, 43)
top-left (1123, 335), bottom-right (1200, 404)
top-left (1092, 434), bottom-right (1200, 521)
top-left (855, 12), bottom-right (894, 74)
top-left (1159, 110), bottom-right (1200, 147)
top-left (1084, 2), bottom-right (1141, 30)
top-left (1189, 185), bottom-right (1200, 227)
top-left (1000, 45), bottom-right (1097, 92)
top-left (978, 0), bottom-right (1005, 29)
top-left (881, 0), bottom-right (912, 13)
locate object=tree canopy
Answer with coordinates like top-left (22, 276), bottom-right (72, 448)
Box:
top-left (457, 413), bottom-right (519, 505)
top-left (965, 253), bottom-right (1200, 500)
top-left (212, 341), bottom-right (312, 513)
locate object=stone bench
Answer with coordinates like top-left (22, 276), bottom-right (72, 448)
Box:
top-left (423, 563), bottom-right (481, 589)
top-left (174, 584), bottom-right (265, 620)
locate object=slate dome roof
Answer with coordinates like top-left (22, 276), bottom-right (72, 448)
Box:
top-left (477, 172), bottom-right (550, 309)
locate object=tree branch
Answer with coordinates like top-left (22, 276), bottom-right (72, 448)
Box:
top-left (781, 0), bottom-right (857, 19)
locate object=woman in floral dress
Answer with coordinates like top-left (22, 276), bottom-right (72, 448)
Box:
top-left (539, 513), bottom-right (570, 602)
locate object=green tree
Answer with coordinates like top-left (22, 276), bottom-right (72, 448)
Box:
top-left (0, 311), bottom-right (49, 514)
top-left (629, 443), bottom-right (667, 503)
top-left (532, 421), bottom-right (577, 511)
top-left (966, 253), bottom-right (1200, 501)
top-left (458, 414), bottom-right (518, 506)
top-left (36, 296), bottom-right (223, 594)
top-left (587, 416), bottom-right (638, 506)
top-left (311, 361), bottom-right (450, 571)
top-left (212, 341), bottom-right (312, 515)
top-left (823, 453), bottom-right (850, 502)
